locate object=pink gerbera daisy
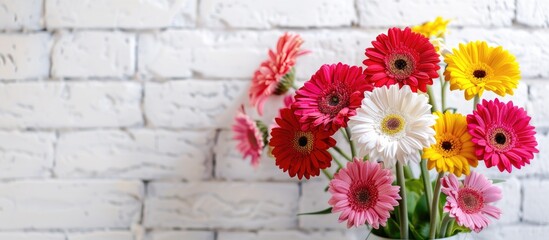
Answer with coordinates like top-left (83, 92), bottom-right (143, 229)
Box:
top-left (441, 172), bottom-right (502, 232)
top-left (232, 106), bottom-right (266, 167)
top-left (328, 159), bottom-right (401, 229)
top-left (467, 99), bottom-right (538, 173)
top-left (363, 27), bottom-right (440, 93)
top-left (293, 63), bottom-right (372, 131)
top-left (249, 33), bottom-right (309, 115)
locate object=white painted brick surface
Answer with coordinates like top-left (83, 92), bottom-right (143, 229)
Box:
top-left (0, 82), bottom-right (142, 129)
top-left (67, 231), bottom-right (136, 240)
top-left (46, 0), bottom-right (196, 29)
top-left (516, 0), bottom-right (549, 27)
top-left (218, 230), bottom-right (367, 240)
top-left (0, 0), bottom-right (43, 30)
top-left (528, 80), bottom-right (549, 128)
top-left (52, 31), bottom-right (135, 78)
top-left (0, 33), bottom-right (50, 80)
top-left (0, 180), bottom-right (144, 230)
top-left (145, 231), bottom-right (214, 240)
top-left (358, 0), bottom-right (515, 27)
top-left (199, 0), bottom-right (356, 29)
top-left (0, 232), bottom-right (64, 240)
top-left (144, 182), bottom-right (299, 229)
top-left (0, 131), bottom-right (55, 179)
top-left (56, 129), bottom-right (214, 180)
top-left (145, 80), bottom-right (246, 129)
top-left (299, 181), bottom-right (346, 230)
top-left (523, 180), bottom-right (549, 224)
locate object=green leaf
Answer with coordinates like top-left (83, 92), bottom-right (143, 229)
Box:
top-left (491, 179), bottom-right (506, 184)
top-left (448, 219), bottom-right (472, 236)
top-left (406, 190), bottom-right (420, 218)
top-left (411, 194), bottom-right (429, 225)
top-left (383, 217), bottom-right (401, 239)
top-left (409, 222), bottom-right (427, 240)
top-left (297, 207), bottom-right (332, 216)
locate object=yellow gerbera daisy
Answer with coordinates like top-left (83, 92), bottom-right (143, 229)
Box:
top-left (423, 111), bottom-right (477, 177)
top-left (412, 16), bottom-right (450, 38)
top-left (444, 41), bottom-right (520, 100)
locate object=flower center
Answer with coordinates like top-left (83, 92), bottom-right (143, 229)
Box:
top-left (488, 127), bottom-right (515, 152)
top-left (436, 134), bottom-right (462, 158)
top-left (386, 51), bottom-right (417, 80)
top-left (317, 85), bottom-right (350, 117)
top-left (457, 188), bottom-right (484, 214)
top-left (293, 131), bottom-right (314, 154)
top-left (381, 114), bottom-right (406, 135)
top-left (348, 183), bottom-right (379, 211)
top-left (473, 70), bottom-right (486, 78)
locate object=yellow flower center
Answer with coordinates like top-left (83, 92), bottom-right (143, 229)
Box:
top-left (435, 134), bottom-right (462, 158)
top-left (381, 114), bottom-right (405, 135)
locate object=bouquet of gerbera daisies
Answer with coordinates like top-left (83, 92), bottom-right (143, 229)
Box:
top-left (233, 17), bottom-right (538, 240)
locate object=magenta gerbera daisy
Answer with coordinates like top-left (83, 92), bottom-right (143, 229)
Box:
top-left (363, 27), bottom-right (440, 93)
top-left (467, 99), bottom-right (538, 173)
top-left (232, 106), bottom-right (266, 167)
top-left (328, 159), bottom-right (401, 229)
top-left (293, 63), bottom-right (372, 131)
top-left (441, 172), bottom-right (502, 233)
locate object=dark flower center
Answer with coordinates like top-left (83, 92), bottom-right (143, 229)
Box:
top-left (394, 59), bottom-right (407, 70)
top-left (355, 189), bottom-right (371, 203)
top-left (317, 85), bottom-right (350, 117)
top-left (441, 141), bottom-right (453, 151)
top-left (349, 183), bottom-right (379, 210)
top-left (386, 118), bottom-right (401, 130)
top-left (328, 95), bottom-right (340, 106)
top-left (298, 136), bottom-right (308, 147)
top-left (473, 70), bottom-right (486, 78)
top-left (458, 188), bottom-right (484, 214)
top-left (494, 132), bottom-right (506, 145)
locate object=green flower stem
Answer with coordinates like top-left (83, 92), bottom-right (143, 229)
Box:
top-left (441, 81), bottom-right (448, 112)
top-left (473, 94), bottom-right (480, 110)
top-left (396, 162), bottom-right (409, 240)
top-left (420, 158), bottom-right (433, 217)
top-left (345, 127), bottom-right (356, 159)
top-left (332, 155), bottom-right (344, 169)
top-left (332, 146), bottom-right (352, 162)
top-left (439, 214), bottom-right (452, 238)
top-left (403, 165), bottom-right (413, 179)
top-left (427, 86), bottom-right (438, 113)
top-left (321, 168), bottom-right (333, 180)
top-left (429, 172), bottom-right (445, 239)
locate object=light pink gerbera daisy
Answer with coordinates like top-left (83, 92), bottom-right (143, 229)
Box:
top-left (232, 106), bottom-right (266, 167)
top-left (249, 33), bottom-right (309, 115)
top-left (467, 99), bottom-right (538, 173)
top-left (293, 63), bottom-right (372, 132)
top-left (441, 172), bottom-right (502, 232)
top-left (328, 159), bottom-right (401, 229)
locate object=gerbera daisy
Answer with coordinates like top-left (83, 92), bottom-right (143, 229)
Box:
top-left (269, 108), bottom-right (336, 179)
top-left (349, 84), bottom-right (436, 166)
top-left (423, 111), bottom-right (477, 177)
top-left (363, 27), bottom-right (440, 93)
top-left (249, 33), bottom-right (309, 115)
top-left (328, 159), bottom-right (401, 229)
top-left (441, 172), bottom-right (502, 233)
top-left (467, 99), bottom-right (538, 173)
top-left (444, 41), bottom-right (520, 100)
top-left (232, 106), bottom-right (267, 167)
top-left (412, 16), bottom-right (451, 38)
top-left (293, 63), bottom-right (372, 131)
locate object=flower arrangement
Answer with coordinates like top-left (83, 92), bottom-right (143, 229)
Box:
top-left (233, 18), bottom-right (538, 240)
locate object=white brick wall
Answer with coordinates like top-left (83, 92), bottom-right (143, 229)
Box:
top-left (0, 1), bottom-right (547, 239)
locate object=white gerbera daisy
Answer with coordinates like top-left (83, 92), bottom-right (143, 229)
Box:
top-left (348, 84), bottom-right (436, 166)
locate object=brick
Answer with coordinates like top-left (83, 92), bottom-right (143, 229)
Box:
top-left (0, 180), bottom-right (144, 230)
top-left (523, 180), bottom-right (549, 224)
top-left (527, 80), bottom-right (549, 128)
top-left (144, 80), bottom-right (246, 129)
top-left (517, 0), bottom-right (549, 27)
top-left (55, 129), bottom-right (215, 180)
top-left (144, 182), bottom-right (299, 229)
top-left (0, 232), bottom-right (64, 240)
top-left (0, 33), bottom-right (50, 80)
top-left (0, 131), bottom-right (55, 179)
top-left (67, 231), bottom-right (135, 240)
top-left (493, 178), bottom-right (520, 224)
top-left (0, 0), bottom-right (43, 30)
top-left (0, 81), bottom-right (142, 129)
top-left (299, 181), bottom-right (346, 230)
top-left (145, 231), bottom-right (214, 240)
top-left (45, 0), bottom-right (196, 29)
top-left (217, 230), bottom-right (367, 240)
top-left (199, 0), bottom-right (356, 29)
top-left (357, 0), bottom-right (514, 27)
top-left (52, 31), bottom-right (135, 78)
top-left (475, 224), bottom-right (549, 240)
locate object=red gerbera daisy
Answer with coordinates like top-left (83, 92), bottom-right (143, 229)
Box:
top-left (293, 63), bottom-right (372, 131)
top-left (363, 27), bottom-right (440, 92)
top-left (269, 108), bottom-right (336, 179)
top-left (249, 33), bottom-right (309, 115)
top-left (467, 99), bottom-right (539, 173)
